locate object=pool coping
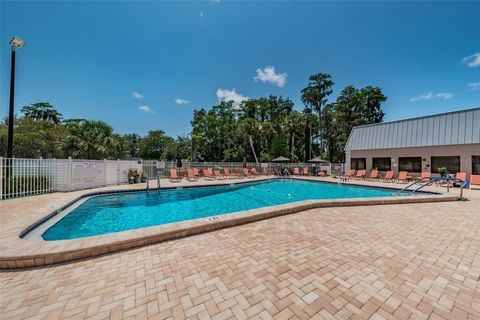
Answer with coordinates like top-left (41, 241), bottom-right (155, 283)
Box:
top-left (0, 177), bottom-right (458, 269)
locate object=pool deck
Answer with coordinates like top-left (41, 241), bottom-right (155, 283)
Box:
top-left (0, 176), bottom-right (459, 269)
top-left (1, 177), bottom-right (479, 319)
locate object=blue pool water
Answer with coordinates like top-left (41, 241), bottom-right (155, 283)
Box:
top-left (42, 180), bottom-right (404, 240)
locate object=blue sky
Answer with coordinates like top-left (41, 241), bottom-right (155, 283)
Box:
top-left (1, 1), bottom-right (479, 137)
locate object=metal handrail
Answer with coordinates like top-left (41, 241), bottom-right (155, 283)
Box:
top-left (397, 176), bottom-right (469, 200)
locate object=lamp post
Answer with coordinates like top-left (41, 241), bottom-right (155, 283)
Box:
top-left (7, 36), bottom-right (25, 159)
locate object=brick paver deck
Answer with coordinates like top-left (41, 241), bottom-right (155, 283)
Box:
top-left (1, 188), bottom-right (479, 319)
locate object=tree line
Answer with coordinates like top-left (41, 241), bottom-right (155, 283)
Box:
top-left (192, 73), bottom-right (386, 163)
top-left (0, 103), bottom-right (190, 160)
top-left (0, 73), bottom-right (387, 162)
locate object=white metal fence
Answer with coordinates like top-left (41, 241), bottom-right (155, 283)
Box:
top-left (0, 157), bottom-right (56, 199)
top-left (0, 157), bottom-right (143, 200)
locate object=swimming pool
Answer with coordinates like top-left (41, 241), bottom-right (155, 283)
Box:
top-left (39, 179), bottom-right (408, 240)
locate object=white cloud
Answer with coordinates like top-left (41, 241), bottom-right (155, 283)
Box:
top-left (132, 91), bottom-right (144, 99)
top-left (435, 92), bottom-right (454, 100)
top-left (138, 105), bottom-right (154, 114)
top-left (216, 88), bottom-right (249, 107)
top-left (253, 66), bottom-right (287, 87)
top-left (410, 91), bottom-right (453, 102)
top-left (200, 11), bottom-right (204, 17)
top-left (468, 82), bottom-right (480, 91)
top-left (210, 0), bottom-right (221, 3)
top-left (410, 92), bottom-right (433, 102)
top-left (461, 53), bottom-right (480, 68)
top-left (175, 98), bottom-right (189, 105)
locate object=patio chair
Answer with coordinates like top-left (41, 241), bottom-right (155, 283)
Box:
top-left (193, 168), bottom-right (200, 177)
top-left (243, 168), bottom-right (253, 178)
top-left (344, 169), bottom-right (355, 180)
top-left (383, 171), bottom-right (394, 182)
top-left (250, 168), bottom-right (259, 177)
top-left (214, 169), bottom-right (226, 180)
top-left (233, 169), bottom-right (241, 179)
top-left (293, 167), bottom-right (300, 175)
top-left (354, 169), bottom-right (366, 180)
top-left (202, 169), bottom-right (215, 181)
top-left (186, 169), bottom-right (197, 182)
top-left (419, 171), bottom-right (431, 181)
top-left (261, 167), bottom-right (269, 175)
top-left (303, 167), bottom-right (309, 176)
top-left (169, 169), bottom-right (182, 182)
top-left (396, 171), bottom-right (409, 183)
top-left (453, 172), bottom-right (467, 187)
top-left (274, 168), bottom-right (280, 176)
top-left (470, 175), bottom-right (480, 190)
top-left (368, 170), bottom-right (379, 181)
top-left (223, 168), bottom-right (235, 179)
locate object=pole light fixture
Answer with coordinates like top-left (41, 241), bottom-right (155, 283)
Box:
top-left (7, 36), bottom-right (25, 159)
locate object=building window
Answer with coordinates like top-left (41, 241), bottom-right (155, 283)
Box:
top-left (399, 157), bottom-right (422, 173)
top-left (473, 156), bottom-right (480, 175)
top-left (372, 157), bottom-right (391, 171)
top-left (431, 156), bottom-right (460, 174)
top-left (351, 158), bottom-right (366, 170)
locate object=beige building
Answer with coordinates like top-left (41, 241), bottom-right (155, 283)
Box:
top-left (345, 107), bottom-right (480, 178)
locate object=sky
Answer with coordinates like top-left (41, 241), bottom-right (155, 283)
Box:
top-left (1, 1), bottom-right (479, 137)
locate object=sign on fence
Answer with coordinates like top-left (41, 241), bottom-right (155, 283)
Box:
top-left (71, 160), bottom-right (105, 190)
top-left (156, 161), bottom-right (166, 169)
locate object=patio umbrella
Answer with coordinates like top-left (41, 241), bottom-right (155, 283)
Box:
top-left (308, 156), bottom-right (328, 163)
top-left (272, 156), bottom-right (290, 162)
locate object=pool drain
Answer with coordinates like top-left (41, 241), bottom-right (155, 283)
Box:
top-left (207, 216), bottom-right (220, 221)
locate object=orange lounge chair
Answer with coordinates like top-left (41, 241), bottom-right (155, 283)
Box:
top-left (193, 168), bottom-right (200, 177)
top-left (202, 168), bottom-right (215, 180)
top-left (223, 168), bottom-right (235, 179)
top-left (419, 171), bottom-right (431, 181)
top-left (243, 168), bottom-right (253, 178)
top-left (368, 170), bottom-right (379, 181)
top-left (250, 168), bottom-right (259, 177)
top-left (169, 169), bottom-right (182, 182)
top-left (214, 169), bottom-right (226, 180)
top-left (303, 167), bottom-right (309, 176)
top-left (396, 171), bottom-right (409, 183)
top-left (186, 169), bottom-right (197, 182)
top-left (344, 169), bottom-right (355, 180)
top-left (293, 167), bottom-right (300, 175)
top-left (355, 169), bottom-right (366, 180)
top-left (233, 169), bottom-right (241, 178)
top-left (383, 171), bottom-right (394, 182)
top-left (470, 175), bottom-right (480, 189)
top-left (261, 167), bottom-right (268, 175)
top-left (453, 172), bottom-right (467, 187)
top-left (274, 168), bottom-right (281, 176)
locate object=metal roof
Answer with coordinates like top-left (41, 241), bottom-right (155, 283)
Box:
top-left (345, 107), bottom-right (480, 151)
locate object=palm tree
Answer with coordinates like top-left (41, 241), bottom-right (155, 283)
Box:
top-left (285, 112), bottom-right (304, 161)
top-left (62, 120), bottom-right (119, 159)
top-left (239, 118), bottom-right (259, 164)
top-left (301, 73), bottom-right (334, 157)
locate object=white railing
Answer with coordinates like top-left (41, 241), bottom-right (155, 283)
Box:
top-left (0, 157), bottom-right (56, 200)
top-left (1, 157), bottom-right (142, 200)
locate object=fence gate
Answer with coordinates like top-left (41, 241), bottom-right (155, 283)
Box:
top-left (0, 157), bottom-right (56, 200)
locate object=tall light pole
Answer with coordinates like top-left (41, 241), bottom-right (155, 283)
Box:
top-left (7, 36), bottom-right (25, 159)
